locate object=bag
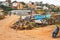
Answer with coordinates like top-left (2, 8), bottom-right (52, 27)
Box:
top-left (52, 26), bottom-right (59, 38)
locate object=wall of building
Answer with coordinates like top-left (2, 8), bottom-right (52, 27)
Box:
top-left (17, 2), bottom-right (24, 9)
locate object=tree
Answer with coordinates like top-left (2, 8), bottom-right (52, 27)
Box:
top-left (0, 5), bottom-right (17, 12)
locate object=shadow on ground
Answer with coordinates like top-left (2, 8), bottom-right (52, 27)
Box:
top-left (56, 36), bottom-right (60, 38)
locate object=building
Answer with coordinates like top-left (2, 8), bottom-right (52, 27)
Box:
top-left (1, 2), bottom-right (9, 7)
top-left (35, 6), bottom-right (43, 9)
top-left (28, 2), bottom-right (36, 9)
top-left (43, 6), bottom-right (48, 10)
top-left (0, 0), bottom-right (11, 7)
top-left (6, 0), bottom-right (11, 6)
top-left (17, 2), bottom-right (25, 9)
top-left (6, 0), bottom-right (11, 3)
top-left (12, 1), bottom-right (18, 8)
top-left (12, 1), bottom-right (25, 9)
top-left (0, 1), bottom-right (9, 7)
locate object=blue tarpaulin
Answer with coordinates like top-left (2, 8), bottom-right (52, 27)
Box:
top-left (34, 14), bottom-right (51, 20)
top-left (45, 14), bottom-right (51, 18)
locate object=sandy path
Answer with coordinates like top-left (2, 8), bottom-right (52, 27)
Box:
top-left (0, 15), bottom-right (60, 40)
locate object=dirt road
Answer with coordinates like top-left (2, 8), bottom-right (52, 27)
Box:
top-left (0, 15), bottom-right (60, 40)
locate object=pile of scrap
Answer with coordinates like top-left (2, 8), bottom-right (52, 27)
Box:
top-left (11, 17), bottom-right (35, 30)
top-left (11, 13), bottom-right (57, 30)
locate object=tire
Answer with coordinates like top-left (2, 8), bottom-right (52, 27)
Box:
top-left (52, 33), bottom-right (57, 38)
top-left (52, 26), bottom-right (59, 38)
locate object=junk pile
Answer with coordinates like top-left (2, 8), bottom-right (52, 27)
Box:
top-left (11, 16), bottom-right (35, 30)
top-left (11, 14), bottom-right (55, 30)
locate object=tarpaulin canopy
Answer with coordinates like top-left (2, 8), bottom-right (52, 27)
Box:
top-left (34, 14), bottom-right (51, 20)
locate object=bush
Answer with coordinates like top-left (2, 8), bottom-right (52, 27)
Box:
top-left (0, 5), bottom-right (17, 12)
top-left (0, 15), bottom-right (5, 20)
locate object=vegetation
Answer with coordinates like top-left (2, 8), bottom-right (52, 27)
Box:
top-left (0, 14), bottom-right (5, 20)
top-left (0, 5), bottom-right (17, 12)
top-left (35, 9), bottom-right (45, 14)
top-left (0, 5), bottom-right (17, 17)
top-left (0, 11), bottom-right (5, 20)
top-left (0, 5), bottom-right (17, 20)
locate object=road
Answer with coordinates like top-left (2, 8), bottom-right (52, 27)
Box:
top-left (0, 15), bottom-right (60, 40)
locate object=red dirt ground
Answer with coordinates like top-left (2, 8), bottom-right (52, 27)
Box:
top-left (0, 15), bottom-right (60, 40)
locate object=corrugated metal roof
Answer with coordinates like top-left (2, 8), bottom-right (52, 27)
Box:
top-left (9, 10), bottom-right (32, 16)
